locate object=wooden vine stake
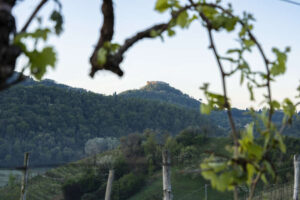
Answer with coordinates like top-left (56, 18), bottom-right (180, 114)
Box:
top-left (105, 169), bottom-right (115, 200)
top-left (294, 154), bottom-right (300, 200)
top-left (162, 149), bottom-right (172, 200)
top-left (20, 152), bottom-right (30, 200)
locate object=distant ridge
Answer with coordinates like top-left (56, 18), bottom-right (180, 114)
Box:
top-left (6, 76), bottom-right (300, 136)
top-left (119, 81), bottom-right (300, 135)
top-left (10, 72), bottom-right (87, 93)
top-left (120, 81), bottom-right (200, 110)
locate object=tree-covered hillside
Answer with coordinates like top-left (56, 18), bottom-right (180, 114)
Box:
top-left (0, 79), bottom-right (299, 167)
top-left (0, 82), bottom-right (223, 166)
top-left (120, 81), bottom-right (300, 135)
top-left (120, 81), bottom-right (200, 110)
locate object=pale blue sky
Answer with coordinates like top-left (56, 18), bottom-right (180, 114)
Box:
top-left (13, 0), bottom-right (300, 109)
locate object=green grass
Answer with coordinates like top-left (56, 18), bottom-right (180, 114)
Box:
top-left (250, 182), bottom-right (294, 200)
top-left (130, 168), bottom-right (233, 200)
top-left (0, 169), bottom-right (22, 187)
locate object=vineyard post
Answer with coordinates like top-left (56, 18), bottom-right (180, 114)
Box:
top-left (105, 169), bottom-right (114, 200)
top-left (20, 152), bottom-right (29, 200)
top-left (162, 149), bottom-right (172, 200)
top-left (293, 154), bottom-right (300, 200)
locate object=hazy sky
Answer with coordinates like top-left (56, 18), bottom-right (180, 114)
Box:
top-left (14, 0), bottom-right (300, 109)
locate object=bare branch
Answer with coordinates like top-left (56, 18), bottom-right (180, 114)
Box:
top-left (20, 0), bottom-right (49, 33)
top-left (89, 2), bottom-right (192, 77)
top-left (90, 0), bottom-right (115, 77)
top-left (89, 22), bottom-right (168, 77)
top-left (117, 23), bottom-right (167, 57)
top-left (0, 1), bottom-right (22, 87)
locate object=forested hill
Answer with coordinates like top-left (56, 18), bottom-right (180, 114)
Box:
top-left (119, 81), bottom-right (250, 130)
top-left (120, 81), bottom-right (200, 110)
top-left (120, 81), bottom-right (300, 135)
top-left (0, 82), bottom-right (223, 166)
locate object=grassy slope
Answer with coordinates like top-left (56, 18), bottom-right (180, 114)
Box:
top-left (131, 137), bottom-right (233, 200)
top-left (130, 168), bottom-right (233, 200)
top-left (0, 138), bottom-right (233, 200)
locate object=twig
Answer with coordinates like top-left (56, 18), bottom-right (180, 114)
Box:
top-left (248, 172), bottom-right (262, 200)
top-left (199, 12), bottom-right (239, 148)
top-left (90, 0), bottom-right (115, 76)
top-left (199, 11), bottom-right (240, 200)
top-left (20, 0), bottom-right (49, 33)
top-left (279, 0), bottom-right (300, 6)
top-left (116, 5), bottom-right (192, 57)
top-left (198, 2), bottom-right (274, 127)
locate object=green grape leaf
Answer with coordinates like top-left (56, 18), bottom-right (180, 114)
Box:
top-left (246, 164), bottom-right (255, 185)
top-left (271, 100), bottom-right (280, 110)
top-left (226, 48), bottom-right (241, 54)
top-left (167, 29), bottom-right (176, 37)
top-left (247, 82), bottom-right (255, 101)
top-left (270, 47), bottom-right (290, 76)
top-left (247, 143), bottom-right (263, 159)
top-left (97, 48), bottom-right (108, 67)
top-left (223, 16), bottom-right (239, 32)
top-left (276, 132), bottom-right (286, 153)
top-left (27, 47), bottom-right (57, 80)
top-left (243, 39), bottom-right (255, 49)
top-left (264, 161), bottom-right (275, 178)
top-left (176, 10), bottom-right (189, 28)
top-left (218, 171), bottom-right (233, 191)
top-left (201, 103), bottom-right (212, 115)
top-left (282, 98), bottom-right (296, 124)
top-left (50, 10), bottom-right (64, 35)
top-left (14, 28), bottom-right (51, 43)
top-left (199, 6), bottom-right (218, 20)
top-left (261, 174), bottom-right (268, 184)
top-left (155, 0), bottom-right (169, 12)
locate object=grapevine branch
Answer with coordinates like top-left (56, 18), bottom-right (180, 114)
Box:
top-left (0, 0), bottom-right (21, 90)
top-left (189, 0), bottom-right (274, 137)
top-left (20, 0), bottom-right (49, 33)
top-left (199, 12), bottom-right (239, 147)
top-left (197, 10), bottom-right (239, 200)
top-left (188, 0), bottom-right (241, 148)
top-left (186, 1), bottom-right (280, 199)
top-left (184, 1), bottom-right (274, 128)
top-left (89, 0), bottom-right (192, 77)
top-left (198, 2), bottom-right (274, 127)
top-left (0, 0), bottom-right (50, 90)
